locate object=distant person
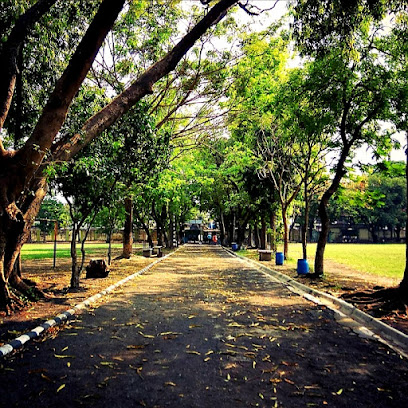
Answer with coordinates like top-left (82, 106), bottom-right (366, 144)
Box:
top-left (212, 234), bottom-right (218, 245)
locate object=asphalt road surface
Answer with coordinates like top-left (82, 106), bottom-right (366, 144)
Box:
top-left (0, 245), bottom-right (407, 407)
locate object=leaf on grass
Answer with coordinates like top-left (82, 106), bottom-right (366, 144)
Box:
top-left (159, 332), bottom-right (181, 336)
top-left (284, 378), bottom-right (295, 385)
top-left (189, 324), bottom-right (202, 329)
top-left (204, 357), bottom-right (211, 362)
top-left (336, 389), bottom-right (343, 395)
top-left (258, 393), bottom-right (264, 400)
top-left (226, 373), bottom-right (231, 381)
top-left (67, 362), bottom-right (71, 368)
top-left (188, 315), bottom-right (197, 319)
top-left (205, 350), bottom-right (214, 356)
top-left (56, 384), bottom-right (65, 393)
top-left (61, 347), bottom-right (68, 352)
top-left (186, 350), bottom-right (201, 355)
top-left (165, 382), bottom-right (176, 387)
top-left (252, 361), bottom-right (257, 369)
top-left (113, 356), bottom-right (124, 361)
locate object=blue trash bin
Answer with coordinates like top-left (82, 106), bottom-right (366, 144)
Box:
top-left (275, 252), bottom-right (284, 265)
top-left (231, 243), bottom-right (238, 251)
top-left (297, 259), bottom-right (309, 274)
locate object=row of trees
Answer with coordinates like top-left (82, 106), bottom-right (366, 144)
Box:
top-left (216, 3), bottom-right (408, 281)
top-left (1, 0), bottom-right (407, 312)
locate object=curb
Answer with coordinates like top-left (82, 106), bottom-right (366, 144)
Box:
top-left (224, 247), bottom-right (408, 358)
top-left (0, 248), bottom-right (178, 358)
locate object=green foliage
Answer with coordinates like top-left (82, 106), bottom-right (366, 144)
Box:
top-left (4, 0), bottom-right (100, 147)
top-left (36, 197), bottom-right (70, 233)
top-left (331, 163), bottom-right (407, 235)
top-left (292, 0), bottom-right (405, 56)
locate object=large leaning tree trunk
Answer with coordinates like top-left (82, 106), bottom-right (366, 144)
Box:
top-left (0, 0), bottom-right (238, 312)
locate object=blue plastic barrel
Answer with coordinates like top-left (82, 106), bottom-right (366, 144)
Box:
top-left (275, 252), bottom-right (284, 265)
top-left (297, 259), bottom-right (309, 274)
top-left (231, 242), bottom-right (238, 251)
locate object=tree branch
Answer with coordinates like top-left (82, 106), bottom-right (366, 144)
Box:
top-left (50, 0), bottom-right (238, 163)
top-left (0, 0), bottom-right (58, 152)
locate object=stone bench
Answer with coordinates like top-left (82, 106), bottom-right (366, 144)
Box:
top-left (154, 246), bottom-right (163, 258)
top-left (258, 249), bottom-right (272, 262)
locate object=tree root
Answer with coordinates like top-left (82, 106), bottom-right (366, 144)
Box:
top-left (11, 277), bottom-right (50, 302)
top-left (0, 288), bottom-right (27, 315)
top-left (341, 286), bottom-right (408, 317)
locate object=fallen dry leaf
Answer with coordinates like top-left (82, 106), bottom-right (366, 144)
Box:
top-left (56, 384), bottom-right (65, 393)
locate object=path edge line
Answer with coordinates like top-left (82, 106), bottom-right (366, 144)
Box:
top-left (223, 247), bottom-right (408, 357)
top-left (0, 248), bottom-right (179, 358)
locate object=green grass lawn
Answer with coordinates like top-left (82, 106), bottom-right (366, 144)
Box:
top-left (21, 242), bottom-right (126, 260)
top-left (239, 243), bottom-right (405, 280)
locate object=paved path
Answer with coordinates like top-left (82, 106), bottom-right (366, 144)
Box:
top-left (1, 245), bottom-right (407, 407)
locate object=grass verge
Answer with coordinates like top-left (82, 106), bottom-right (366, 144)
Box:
top-left (21, 242), bottom-right (129, 260)
top-left (238, 242), bottom-right (405, 280)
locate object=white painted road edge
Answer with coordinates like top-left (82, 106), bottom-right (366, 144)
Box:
top-left (0, 249), bottom-right (178, 358)
top-left (224, 247), bottom-right (408, 359)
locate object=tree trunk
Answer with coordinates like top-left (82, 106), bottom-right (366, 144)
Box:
top-left (0, 0), bottom-right (58, 130)
top-left (314, 195), bottom-right (330, 276)
top-left (270, 211), bottom-right (277, 252)
top-left (122, 196), bottom-right (133, 258)
top-left (247, 225), bottom-right (253, 247)
top-left (107, 229), bottom-right (112, 266)
top-left (400, 135), bottom-right (408, 291)
top-left (79, 214), bottom-right (97, 275)
top-left (0, 176), bottom-right (47, 311)
top-left (314, 140), bottom-right (351, 276)
top-left (219, 210), bottom-right (226, 244)
top-left (302, 179), bottom-right (309, 260)
top-left (70, 223), bottom-right (80, 288)
top-left (260, 215), bottom-right (267, 250)
top-left (282, 206), bottom-right (289, 259)
top-left (254, 224), bottom-right (260, 248)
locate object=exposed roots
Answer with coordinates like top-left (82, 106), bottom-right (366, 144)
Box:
top-left (341, 286), bottom-right (408, 317)
top-left (0, 280), bottom-right (52, 315)
top-left (0, 287), bottom-right (27, 315)
top-left (11, 277), bottom-right (50, 302)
